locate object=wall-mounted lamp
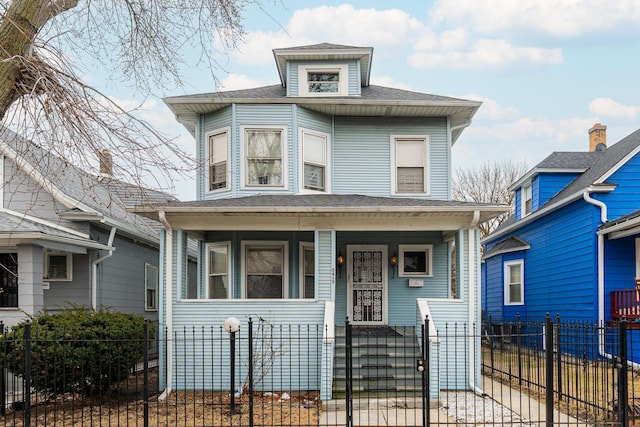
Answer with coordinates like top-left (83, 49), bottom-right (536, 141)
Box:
top-left (337, 252), bottom-right (345, 278)
top-left (390, 252), bottom-right (399, 278)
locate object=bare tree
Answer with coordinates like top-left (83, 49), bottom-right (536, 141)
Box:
top-left (0, 0), bottom-right (266, 193)
top-left (452, 159), bottom-right (529, 237)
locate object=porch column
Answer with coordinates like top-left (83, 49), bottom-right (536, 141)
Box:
top-left (17, 245), bottom-right (44, 318)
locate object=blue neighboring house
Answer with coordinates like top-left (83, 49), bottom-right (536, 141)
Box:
top-left (482, 124), bottom-right (640, 357)
top-left (134, 43), bottom-right (507, 400)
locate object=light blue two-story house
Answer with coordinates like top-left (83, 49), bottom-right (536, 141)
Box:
top-left (135, 43), bottom-right (507, 399)
top-left (482, 124), bottom-right (640, 359)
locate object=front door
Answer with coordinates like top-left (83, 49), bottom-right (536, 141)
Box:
top-left (347, 245), bottom-right (388, 325)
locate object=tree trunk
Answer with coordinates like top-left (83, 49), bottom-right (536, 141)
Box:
top-left (0, 0), bottom-right (78, 120)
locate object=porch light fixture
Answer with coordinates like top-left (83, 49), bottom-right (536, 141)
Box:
top-left (390, 252), bottom-right (399, 277)
top-left (223, 317), bottom-right (241, 414)
top-left (337, 252), bottom-right (345, 278)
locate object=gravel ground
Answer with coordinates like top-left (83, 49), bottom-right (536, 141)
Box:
top-left (440, 391), bottom-right (535, 426)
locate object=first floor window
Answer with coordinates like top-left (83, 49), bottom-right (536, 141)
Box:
top-left (393, 137), bottom-right (428, 194)
top-left (244, 242), bottom-right (287, 299)
top-left (44, 252), bottom-right (72, 281)
top-left (399, 244), bottom-right (433, 277)
top-left (208, 242), bottom-right (230, 299)
top-left (504, 260), bottom-right (524, 305)
top-left (300, 243), bottom-right (315, 299)
top-left (245, 128), bottom-right (285, 187)
top-left (145, 264), bottom-right (158, 311)
top-left (0, 253), bottom-right (18, 308)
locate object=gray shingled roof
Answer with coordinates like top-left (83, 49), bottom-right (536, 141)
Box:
top-left (148, 194), bottom-right (504, 209)
top-left (536, 151), bottom-right (600, 169)
top-left (276, 43), bottom-right (365, 51)
top-left (0, 127), bottom-right (174, 238)
top-left (483, 235), bottom-right (530, 259)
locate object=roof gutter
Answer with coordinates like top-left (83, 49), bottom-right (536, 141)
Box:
top-left (451, 119), bottom-right (472, 132)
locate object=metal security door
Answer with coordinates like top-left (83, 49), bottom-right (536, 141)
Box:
top-left (347, 245), bottom-right (387, 325)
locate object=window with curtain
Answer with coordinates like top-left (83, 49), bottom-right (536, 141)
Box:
top-left (394, 138), bottom-right (428, 194)
top-left (302, 130), bottom-right (328, 192)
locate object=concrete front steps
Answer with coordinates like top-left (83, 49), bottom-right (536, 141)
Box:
top-left (333, 326), bottom-right (423, 396)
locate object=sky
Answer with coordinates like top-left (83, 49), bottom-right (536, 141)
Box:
top-left (113, 0), bottom-right (640, 200)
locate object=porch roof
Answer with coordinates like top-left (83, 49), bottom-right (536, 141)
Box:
top-left (131, 194), bottom-right (508, 231)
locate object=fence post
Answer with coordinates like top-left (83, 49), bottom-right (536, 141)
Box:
top-left (555, 313), bottom-right (562, 401)
top-left (422, 315), bottom-right (430, 427)
top-left (0, 322), bottom-right (4, 417)
top-left (143, 321), bottom-right (149, 427)
top-left (516, 314), bottom-right (522, 385)
top-left (23, 323), bottom-right (31, 427)
top-left (248, 318), bottom-right (254, 427)
top-left (618, 320), bottom-right (628, 426)
top-left (544, 313), bottom-right (553, 427)
top-left (345, 318), bottom-right (353, 427)
top-left (488, 315), bottom-right (494, 375)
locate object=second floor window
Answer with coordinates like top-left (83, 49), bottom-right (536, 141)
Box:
top-left (393, 137), bottom-right (428, 195)
top-left (302, 130), bottom-right (329, 192)
top-left (521, 184), bottom-right (532, 216)
top-left (245, 128), bottom-right (284, 187)
top-left (208, 131), bottom-right (228, 191)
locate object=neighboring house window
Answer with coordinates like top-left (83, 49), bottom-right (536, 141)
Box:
top-left (243, 127), bottom-right (286, 188)
top-left (207, 242), bottom-right (230, 299)
top-left (298, 64), bottom-right (348, 96)
top-left (207, 130), bottom-right (229, 191)
top-left (243, 241), bottom-right (288, 299)
top-left (0, 253), bottom-right (18, 308)
top-left (521, 184), bottom-right (532, 216)
top-left (392, 136), bottom-right (429, 194)
top-left (636, 238), bottom-right (640, 279)
top-left (299, 243), bottom-right (315, 299)
top-left (504, 260), bottom-right (524, 305)
top-left (301, 129), bottom-right (329, 192)
top-left (44, 252), bottom-right (72, 281)
top-left (145, 263), bottom-right (158, 311)
top-left (398, 245), bottom-right (433, 277)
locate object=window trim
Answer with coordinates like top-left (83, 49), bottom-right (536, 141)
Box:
top-left (299, 128), bottom-right (330, 194)
top-left (144, 263), bottom-right (158, 311)
top-left (521, 184), bottom-right (532, 217)
top-left (205, 241), bottom-right (231, 299)
top-left (299, 242), bottom-right (315, 299)
top-left (398, 244), bottom-right (433, 277)
top-left (298, 64), bottom-right (348, 97)
top-left (205, 128), bottom-right (231, 193)
top-left (504, 259), bottom-right (525, 306)
top-left (241, 240), bottom-right (289, 299)
top-left (390, 135), bottom-right (430, 196)
top-left (44, 251), bottom-right (73, 282)
top-left (240, 125), bottom-right (288, 190)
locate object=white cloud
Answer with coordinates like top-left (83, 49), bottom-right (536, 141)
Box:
top-left (370, 75), bottom-right (411, 91)
top-left (589, 97), bottom-right (640, 119)
top-left (409, 37), bottom-right (562, 69)
top-left (430, 0), bottom-right (640, 38)
top-left (218, 74), bottom-right (268, 91)
top-left (461, 95), bottom-right (519, 121)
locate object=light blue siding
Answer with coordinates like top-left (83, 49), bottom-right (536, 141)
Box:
top-left (332, 117), bottom-right (449, 198)
top-left (287, 60), bottom-right (359, 96)
top-left (315, 230), bottom-right (335, 301)
top-left (201, 108), bottom-right (233, 200)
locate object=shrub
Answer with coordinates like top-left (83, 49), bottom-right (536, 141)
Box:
top-left (2, 308), bottom-right (152, 396)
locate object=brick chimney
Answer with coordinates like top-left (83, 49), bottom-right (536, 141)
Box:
top-left (98, 149), bottom-right (113, 176)
top-left (588, 123), bottom-right (607, 152)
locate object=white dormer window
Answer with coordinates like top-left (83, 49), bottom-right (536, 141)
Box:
top-left (521, 184), bottom-right (532, 217)
top-left (298, 64), bottom-right (348, 96)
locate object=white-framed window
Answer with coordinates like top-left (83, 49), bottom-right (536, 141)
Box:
top-left (398, 244), bottom-right (433, 277)
top-left (145, 263), bottom-right (158, 311)
top-left (206, 242), bottom-right (231, 299)
top-left (391, 136), bottom-right (429, 195)
top-left (299, 242), bottom-right (315, 299)
top-left (44, 251), bottom-right (72, 281)
top-left (300, 128), bottom-right (330, 193)
top-left (298, 64), bottom-right (348, 96)
top-left (241, 126), bottom-right (287, 188)
top-left (521, 184), bottom-right (532, 217)
top-left (504, 260), bottom-right (524, 305)
top-left (636, 238), bottom-right (640, 280)
top-left (206, 129), bottom-right (229, 192)
top-left (0, 253), bottom-right (18, 308)
top-left (242, 241), bottom-right (288, 299)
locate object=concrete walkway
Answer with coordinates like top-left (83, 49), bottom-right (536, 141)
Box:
top-left (319, 376), bottom-right (587, 426)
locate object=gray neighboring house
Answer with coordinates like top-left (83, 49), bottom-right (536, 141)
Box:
top-left (0, 127), bottom-right (177, 327)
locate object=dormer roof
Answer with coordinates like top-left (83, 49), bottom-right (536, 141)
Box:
top-left (272, 43), bottom-right (373, 87)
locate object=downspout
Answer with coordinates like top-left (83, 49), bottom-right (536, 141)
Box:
top-left (450, 119), bottom-right (472, 133)
top-left (91, 226), bottom-right (117, 310)
top-left (158, 211), bottom-right (173, 400)
top-left (468, 211), bottom-right (484, 395)
top-left (583, 191), bottom-right (608, 358)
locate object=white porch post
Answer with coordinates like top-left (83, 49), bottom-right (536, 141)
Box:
top-left (159, 212), bottom-right (173, 398)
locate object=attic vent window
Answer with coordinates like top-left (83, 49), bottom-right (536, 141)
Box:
top-left (308, 72), bottom-right (339, 93)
